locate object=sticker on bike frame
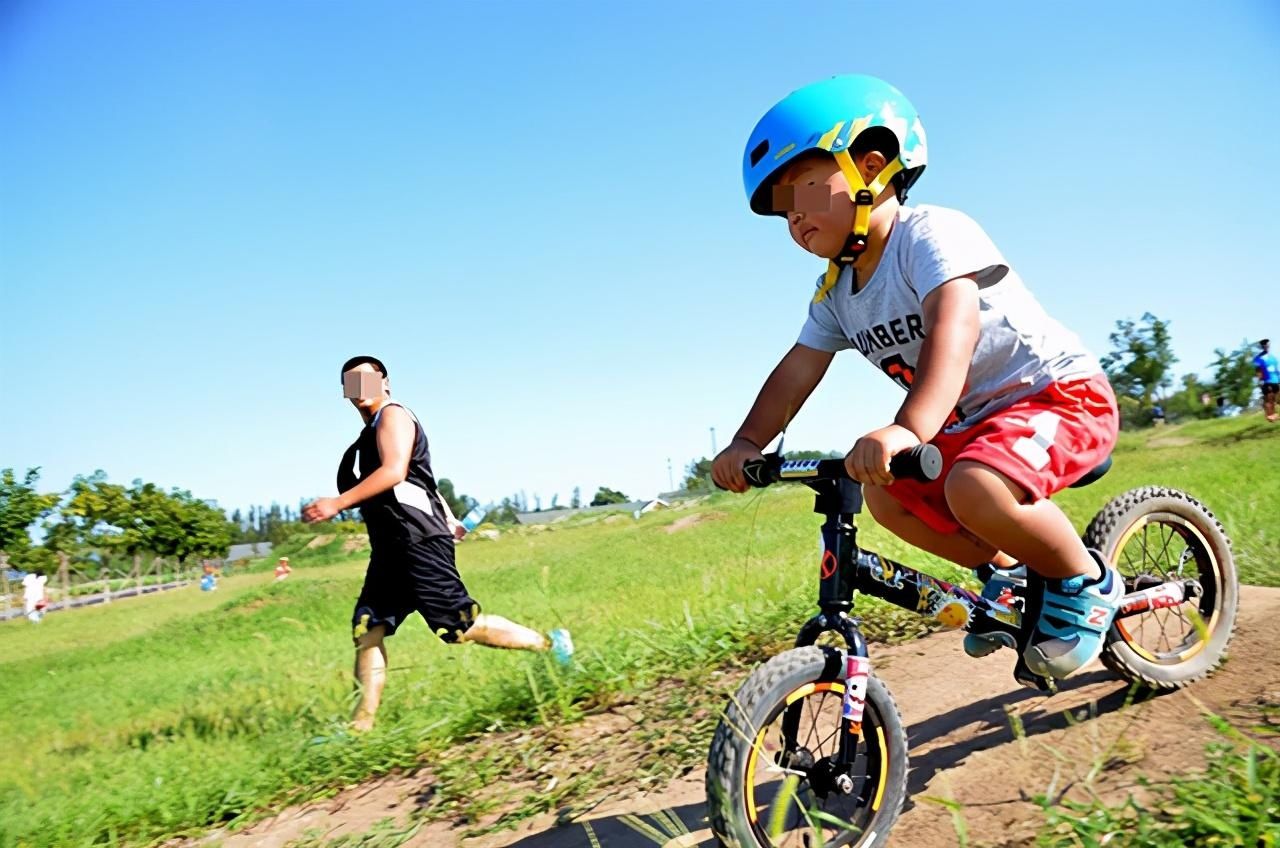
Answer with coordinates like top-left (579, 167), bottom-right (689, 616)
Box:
top-left (1119, 581), bottom-right (1187, 616)
top-left (842, 655), bottom-right (870, 731)
top-left (865, 552), bottom-right (907, 589)
top-left (916, 576), bottom-right (979, 627)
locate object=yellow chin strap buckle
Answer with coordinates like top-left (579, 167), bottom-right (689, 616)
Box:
top-left (812, 143), bottom-right (904, 304)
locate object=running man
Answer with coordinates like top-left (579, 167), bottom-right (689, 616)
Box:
top-left (303, 355), bottom-right (571, 732)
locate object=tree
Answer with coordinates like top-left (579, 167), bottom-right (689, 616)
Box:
top-left (1163, 373), bottom-right (1216, 422)
top-left (0, 468), bottom-right (60, 565)
top-left (59, 470), bottom-right (135, 560)
top-left (1100, 313), bottom-right (1178, 419)
top-left (1211, 341), bottom-right (1259, 410)
top-left (683, 458), bottom-right (714, 493)
top-left (533, 494), bottom-right (542, 512)
top-left (437, 478), bottom-right (477, 519)
top-left (487, 497), bottom-right (520, 525)
top-left (571, 487), bottom-right (581, 509)
top-left (590, 487), bottom-right (629, 506)
top-left (550, 493), bottom-right (559, 509)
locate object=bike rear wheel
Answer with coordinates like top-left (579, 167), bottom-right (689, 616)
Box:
top-left (706, 646), bottom-right (908, 848)
top-left (1083, 487), bottom-right (1239, 691)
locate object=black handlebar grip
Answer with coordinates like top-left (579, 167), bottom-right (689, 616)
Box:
top-left (741, 457), bottom-right (780, 488)
top-left (889, 444), bottom-right (943, 482)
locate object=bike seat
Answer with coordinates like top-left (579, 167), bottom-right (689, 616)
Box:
top-left (1068, 455), bottom-right (1112, 488)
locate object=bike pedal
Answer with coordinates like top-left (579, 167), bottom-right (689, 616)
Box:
top-left (1013, 657), bottom-right (1057, 694)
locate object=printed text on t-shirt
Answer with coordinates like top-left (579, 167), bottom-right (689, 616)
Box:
top-left (851, 313), bottom-right (926, 356)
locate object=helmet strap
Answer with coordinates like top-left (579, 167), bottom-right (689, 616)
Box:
top-left (812, 153), bottom-right (906, 303)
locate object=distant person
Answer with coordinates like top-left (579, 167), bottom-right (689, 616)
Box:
top-left (199, 571), bottom-right (217, 592)
top-left (1151, 403), bottom-right (1166, 426)
top-left (1255, 338), bottom-right (1279, 422)
top-left (274, 556), bottom-right (292, 581)
top-left (303, 356), bottom-right (573, 732)
top-left (22, 570), bottom-right (47, 622)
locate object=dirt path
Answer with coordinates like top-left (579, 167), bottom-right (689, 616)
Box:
top-left (202, 586), bottom-right (1280, 848)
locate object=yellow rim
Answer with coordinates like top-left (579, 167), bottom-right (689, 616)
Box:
top-left (744, 681), bottom-right (891, 830)
top-left (872, 725), bottom-right (887, 811)
top-left (1112, 514), bottom-right (1218, 663)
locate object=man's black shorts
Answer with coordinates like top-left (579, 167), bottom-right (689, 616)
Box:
top-left (351, 536), bottom-right (480, 644)
top-left (1264, 382), bottom-right (1279, 397)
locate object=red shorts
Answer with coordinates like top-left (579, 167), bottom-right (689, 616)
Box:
top-left (885, 375), bottom-right (1119, 535)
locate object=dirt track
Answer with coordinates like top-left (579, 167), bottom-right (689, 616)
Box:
top-left (202, 586), bottom-right (1280, 848)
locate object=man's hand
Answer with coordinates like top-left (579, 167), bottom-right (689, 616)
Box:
top-left (303, 497), bottom-right (343, 523)
top-left (845, 425), bottom-right (921, 486)
top-left (711, 437), bottom-right (766, 494)
top-left (449, 518), bottom-right (467, 543)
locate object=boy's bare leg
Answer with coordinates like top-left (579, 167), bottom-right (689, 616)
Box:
top-left (460, 614), bottom-right (550, 651)
top-left (943, 461), bottom-right (1094, 580)
top-left (863, 484), bottom-right (1019, 569)
top-left (352, 624), bottom-right (388, 732)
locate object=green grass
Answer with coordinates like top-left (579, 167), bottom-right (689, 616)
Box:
top-left (1038, 712), bottom-right (1280, 847)
top-left (0, 415), bottom-right (1276, 847)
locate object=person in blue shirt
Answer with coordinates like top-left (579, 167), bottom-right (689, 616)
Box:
top-left (1255, 339), bottom-right (1280, 422)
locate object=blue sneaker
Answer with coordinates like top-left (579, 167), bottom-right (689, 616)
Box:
top-left (1024, 551), bottom-right (1123, 679)
top-left (963, 563), bottom-right (1026, 658)
top-left (549, 628), bottom-right (574, 666)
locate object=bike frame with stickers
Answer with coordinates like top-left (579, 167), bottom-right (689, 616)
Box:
top-left (747, 447), bottom-right (1203, 773)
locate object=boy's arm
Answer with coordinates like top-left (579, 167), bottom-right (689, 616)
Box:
top-left (714, 344), bottom-right (834, 493)
top-left (895, 276), bottom-right (980, 442)
top-left (736, 344), bottom-right (835, 448)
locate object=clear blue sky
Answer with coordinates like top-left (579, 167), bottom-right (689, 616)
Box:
top-left (3, 1), bottom-right (1278, 515)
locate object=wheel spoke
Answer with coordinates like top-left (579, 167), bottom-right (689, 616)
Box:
top-left (802, 698), bottom-right (821, 752)
top-left (1158, 608), bottom-right (1176, 654)
top-left (817, 723), bottom-right (840, 755)
top-left (1153, 526), bottom-right (1176, 577)
top-left (1121, 543), bottom-right (1140, 578)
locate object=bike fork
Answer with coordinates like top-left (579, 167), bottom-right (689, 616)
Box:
top-left (789, 511), bottom-right (874, 775)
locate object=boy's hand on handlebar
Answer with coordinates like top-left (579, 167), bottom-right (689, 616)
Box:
top-left (712, 438), bottom-right (765, 493)
top-left (846, 425), bottom-right (921, 486)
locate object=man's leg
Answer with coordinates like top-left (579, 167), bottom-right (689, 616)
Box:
top-left (352, 624), bottom-right (388, 732)
top-left (460, 615), bottom-right (550, 651)
top-left (863, 484), bottom-right (1019, 569)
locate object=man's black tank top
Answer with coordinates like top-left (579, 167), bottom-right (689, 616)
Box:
top-left (336, 402), bottom-right (451, 546)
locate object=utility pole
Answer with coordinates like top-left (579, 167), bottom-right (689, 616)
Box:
top-left (710, 426), bottom-right (717, 457)
top-left (667, 458), bottom-right (674, 491)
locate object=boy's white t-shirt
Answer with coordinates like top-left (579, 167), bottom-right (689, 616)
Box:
top-left (797, 204), bottom-right (1101, 430)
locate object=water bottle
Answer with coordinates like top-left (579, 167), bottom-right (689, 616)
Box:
top-left (461, 506), bottom-right (488, 532)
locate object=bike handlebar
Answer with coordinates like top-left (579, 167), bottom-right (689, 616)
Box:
top-left (738, 444), bottom-right (943, 488)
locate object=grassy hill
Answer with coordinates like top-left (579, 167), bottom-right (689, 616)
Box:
top-left (0, 415), bottom-right (1276, 847)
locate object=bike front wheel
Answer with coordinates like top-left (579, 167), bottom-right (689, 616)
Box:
top-left (706, 646), bottom-right (908, 848)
